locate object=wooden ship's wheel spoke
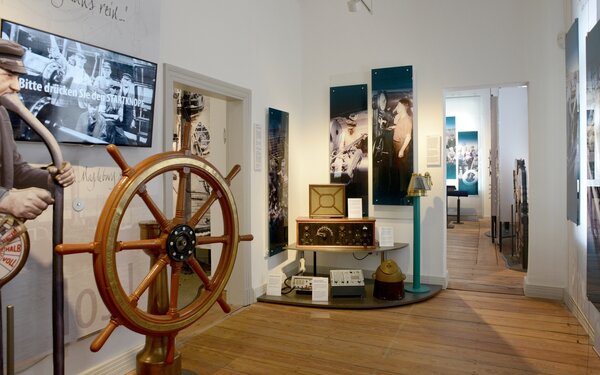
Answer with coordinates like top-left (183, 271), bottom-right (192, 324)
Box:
top-left (169, 262), bottom-right (183, 317)
top-left (189, 165), bottom-right (240, 228)
top-left (137, 186), bottom-right (169, 229)
top-left (189, 195), bottom-right (215, 228)
top-left (194, 235), bottom-right (230, 246)
top-left (116, 238), bottom-right (164, 252)
top-left (128, 254), bottom-right (169, 308)
top-left (187, 257), bottom-right (231, 313)
top-left (175, 168), bottom-right (189, 222)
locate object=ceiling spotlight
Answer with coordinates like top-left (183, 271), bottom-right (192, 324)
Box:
top-left (347, 0), bottom-right (372, 14)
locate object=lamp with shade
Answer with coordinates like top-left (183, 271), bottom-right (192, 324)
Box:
top-left (405, 172), bottom-right (432, 293)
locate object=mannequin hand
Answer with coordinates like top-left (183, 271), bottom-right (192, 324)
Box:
top-left (47, 161), bottom-right (75, 187)
top-left (0, 188), bottom-right (54, 220)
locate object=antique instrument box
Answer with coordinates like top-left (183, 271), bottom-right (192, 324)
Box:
top-left (296, 217), bottom-right (376, 249)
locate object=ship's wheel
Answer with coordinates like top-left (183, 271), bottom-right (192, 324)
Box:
top-left (56, 143), bottom-right (252, 362)
top-left (0, 215), bottom-right (29, 288)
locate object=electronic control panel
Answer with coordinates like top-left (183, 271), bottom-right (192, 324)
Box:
top-left (330, 269), bottom-right (365, 287)
top-left (330, 269), bottom-right (365, 297)
top-left (296, 217), bottom-right (376, 249)
top-left (291, 275), bottom-right (313, 294)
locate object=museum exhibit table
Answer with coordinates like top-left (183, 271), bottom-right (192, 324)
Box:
top-left (290, 242), bottom-right (409, 276)
top-left (257, 242), bottom-right (442, 309)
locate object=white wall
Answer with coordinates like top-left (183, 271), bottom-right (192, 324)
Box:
top-left (299, 0), bottom-right (566, 292)
top-left (498, 86), bottom-right (529, 224)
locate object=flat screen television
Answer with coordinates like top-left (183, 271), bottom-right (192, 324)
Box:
top-left (1, 20), bottom-right (157, 147)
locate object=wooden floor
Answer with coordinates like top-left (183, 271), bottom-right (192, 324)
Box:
top-left (447, 217), bottom-right (525, 295)
top-left (172, 290), bottom-right (600, 374)
top-left (127, 217), bottom-right (600, 374)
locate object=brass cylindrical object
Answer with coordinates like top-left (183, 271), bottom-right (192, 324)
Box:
top-left (135, 221), bottom-right (182, 375)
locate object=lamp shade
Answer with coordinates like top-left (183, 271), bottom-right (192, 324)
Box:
top-left (407, 172), bottom-right (432, 197)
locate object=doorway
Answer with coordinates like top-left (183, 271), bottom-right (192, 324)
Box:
top-left (164, 64), bottom-right (253, 306)
top-left (444, 85), bottom-right (528, 294)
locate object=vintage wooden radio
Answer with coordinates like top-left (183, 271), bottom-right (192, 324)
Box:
top-left (295, 217), bottom-right (376, 249)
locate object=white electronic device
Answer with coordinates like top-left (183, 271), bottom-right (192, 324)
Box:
top-left (330, 269), bottom-right (365, 286)
top-left (329, 269), bottom-right (365, 297)
top-left (291, 275), bottom-right (313, 294)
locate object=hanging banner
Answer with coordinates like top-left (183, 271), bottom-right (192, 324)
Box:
top-left (371, 65), bottom-right (414, 206)
top-left (588, 110), bottom-right (595, 180)
top-left (457, 131), bottom-right (478, 195)
top-left (329, 84), bottom-right (368, 216)
top-left (566, 19), bottom-right (580, 225)
top-left (587, 19), bottom-right (600, 306)
top-left (268, 108), bottom-right (289, 256)
top-left (445, 116), bottom-right (457, 180)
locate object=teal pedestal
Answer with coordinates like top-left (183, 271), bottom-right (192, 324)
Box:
top-left (405, 196), bottom-right (430, 294)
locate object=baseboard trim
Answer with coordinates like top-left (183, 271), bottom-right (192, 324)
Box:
top-left (564, 291), bottom-right (595, 343)
top-left (79, 344), bottom-right (141, 375)
top-left (523, 279), bottom-right (564, 300)
top-left (254, 283), bottom-right (267, 299)
top-left (441, 269), bottom-right (449, 289)
top-left (245, 286), bottom-right (257, 304)
top-left (404, 273), bottom-right (447, 287)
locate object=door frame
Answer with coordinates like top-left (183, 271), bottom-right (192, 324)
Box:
top-left (163, 63), bottom-right (253, 305)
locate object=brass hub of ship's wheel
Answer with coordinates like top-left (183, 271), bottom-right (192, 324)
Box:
top-left (56, 144), bottom-right (252, 363)
top-left (166, 224), bottom-right (196, 262)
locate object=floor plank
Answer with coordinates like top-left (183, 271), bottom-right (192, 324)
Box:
top-left (447, 218), bottom-right (524, 295)
top-left (170, 289), bottom-right (600, 375)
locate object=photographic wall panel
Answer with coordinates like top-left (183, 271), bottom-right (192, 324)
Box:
top-left (587, 19), bottom-right (600, 308)
top-left (566, 19), bottom-right (580, 225)
top-left (268, 108), bottom-right (289, 256)
top-left (457, 131), bottom-right (479, 195)
top-left (372, 66), bottom-right (414, 206)
top-left (330, 84), bottom-right (369, 216)
top-left (446, 116), bottom-right (457, 180)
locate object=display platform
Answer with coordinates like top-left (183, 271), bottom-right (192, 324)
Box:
top-left (257, 278), bottom-right (442, 309)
